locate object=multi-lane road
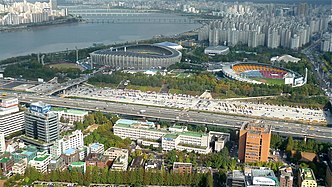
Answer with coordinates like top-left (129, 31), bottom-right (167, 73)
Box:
top-left (16, 94), bottom-right (332, 142)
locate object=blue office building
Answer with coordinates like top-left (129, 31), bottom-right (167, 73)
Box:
top-left (25, 102), bottom-right (59, 143)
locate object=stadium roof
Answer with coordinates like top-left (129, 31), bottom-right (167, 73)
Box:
top-left (91, 44), bottom-right (181, 58)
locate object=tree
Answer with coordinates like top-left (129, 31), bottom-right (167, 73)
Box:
top-left (286, 136), bottom-right (294, 153)
top-left (205, 172), bottom-right (213, 187)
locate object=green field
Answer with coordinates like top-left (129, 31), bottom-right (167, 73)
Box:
top-left (252, 78), bottom-right (285, 85)
top-left (48, 63), bottom-right (83, 70)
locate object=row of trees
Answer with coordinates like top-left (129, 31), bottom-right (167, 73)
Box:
top-left (270, 134), bottom-right (332, 154)
top-left (6, 167), bottom-right (212, 187)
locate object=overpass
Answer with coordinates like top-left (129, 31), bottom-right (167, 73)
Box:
top-left (17, 94), bottom-right (332, 142)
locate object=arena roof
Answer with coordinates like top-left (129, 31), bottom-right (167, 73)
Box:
top-left (91, 44), bottom-right (181, 58)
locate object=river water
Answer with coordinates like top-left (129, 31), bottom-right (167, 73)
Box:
top-left (0, 11), bottom-right (200, 60)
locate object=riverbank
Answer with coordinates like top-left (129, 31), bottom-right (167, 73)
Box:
top-left (0, 16), bottom-right (81, 32)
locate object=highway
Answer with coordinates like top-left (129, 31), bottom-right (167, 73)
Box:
top-left (16, 94), bottom-right (332, 142)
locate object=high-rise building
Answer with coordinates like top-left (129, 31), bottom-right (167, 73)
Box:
top-left (24, 101), bottom-right (59, 143)
top-left (279, 166), bottom-right (293, 187)
top-left (238, 121), bottom-right (271, 163)
top-left (0, 97), bottom-right (24, 137)
top-left (0, 133), bottom-right (5, 153)
top-left (298, 168), bottom-right (317, 187)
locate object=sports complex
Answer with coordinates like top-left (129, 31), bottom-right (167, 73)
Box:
top-left (221, 62), bottom-right (307, 87)
top-left (90, 44), bottom-right (182, 70)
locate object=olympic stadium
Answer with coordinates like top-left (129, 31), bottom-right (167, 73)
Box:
top-left (90, 44), bottom-right (182, 70)
top-left (221, 62), bottom-right (307, 87)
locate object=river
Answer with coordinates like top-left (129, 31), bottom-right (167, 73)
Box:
top-left (0, 10), bottom-right (200, 60)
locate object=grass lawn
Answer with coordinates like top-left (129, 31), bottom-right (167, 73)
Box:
top-left (48, 63), bottom-right (83, 71)
top-left (252, 78), bottom-right (285, 85)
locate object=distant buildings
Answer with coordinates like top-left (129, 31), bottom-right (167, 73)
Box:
top-left (298, 168), bottom-right (317, 187)
top-left (238, 121), bottom-right (271, 163)
top-left (198, 4), bottom-right (329, 50)
top-left (24, 101), bottom-right (59, 143)
top-left (279, 166), bottom-right (293, 187)
top-left (0, 0), bottom-right (68, 26)
top-left (0, 97), bottom-right (24, 137)
top-left (321, 33), bottom-right (332, 52)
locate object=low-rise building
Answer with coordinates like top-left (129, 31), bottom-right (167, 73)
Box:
top-left (104, 147), bottom-right (128, 171)
top-left (48, 157), bottom-right (65, 171)
top-left (173, 162), bottom-right (192, 174)
top-left (52, 108), bottom-right (88, 124)
top-left (12, 159), bottom-right (27, 175)
top-left (88, 142), bottom-right (104, 154)
top-left (111, 155), bottom-right (128, 171)
top-left (208, 131), bottom-right (230, 152)
top-left (298, 168), bottom-right (317, 187)
top-left (12, 145), bottom-right (38, 163)
top-left (114, 119), bottom-right (212, 154)
top-left (279, 166), bottom-right (293, 187)
top-left (129, 156), bottom-right (144, 170)
top-left (69, 161), bottom-right (86, 173)
top-left (144, 159), bottom-right (163, 171)
top-left (29, 151), bottom-right (51, 173)
top-left (244, 167), bottom-right (279, 187)
top-left (61, 148), bottom-right (79, 165)
top-left (226, 170), bottom-right (245, 187)
top-left (0, 156), bottom-right (14, 175)
top-left (85, 153), bottom-right (108, 168)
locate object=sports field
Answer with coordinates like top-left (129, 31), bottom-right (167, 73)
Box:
top-left (252, 78), bottom-right (285, 85)
top-left (48, 63), bottom-right (83, 71)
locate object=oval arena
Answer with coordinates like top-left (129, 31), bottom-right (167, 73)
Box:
top-left (90, 44), bottom-right (182, 70)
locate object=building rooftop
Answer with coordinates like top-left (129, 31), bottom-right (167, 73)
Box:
top-left (164, 133), bottom-right (178, 139)
top-left (173, 162), bottom-right (192, 168)
top-left (90, 143), bottom-right (103, 150)
top-left (115, 119), bottom-right (155, 128)
top-left (301, 168), bottom-right (315, 181)
top-left (205, 45), bottom-right (229, 51)
top-left (34, 154), bottom-right (49, 162)
top-left (0, 157), bottom-right (10, 163)
top-left (181, 131), bottom-right (205, 137)
top-left (241, 121), bottom-right (271, 134)
top-left (52, 107), bottom-right (88, 115)
top-left (64, 148), bottom-right (76, 155)
top-left (71, 161), bottom-right (85, 166)
top-left (229, 170), bottom-right (245, 179)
